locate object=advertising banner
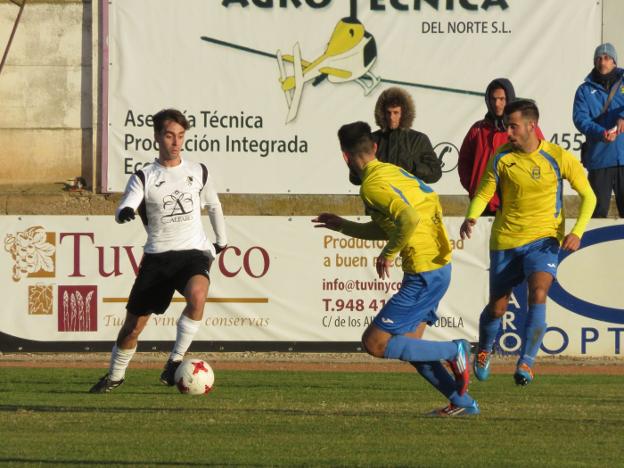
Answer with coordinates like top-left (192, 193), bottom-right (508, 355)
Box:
top-left (105, 0), bottom-right (601, 193)
top-left (1, 216), bottom-right (622, 356)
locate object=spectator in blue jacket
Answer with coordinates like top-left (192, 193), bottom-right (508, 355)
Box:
top-left (573, 42), bottom-right (624, 217)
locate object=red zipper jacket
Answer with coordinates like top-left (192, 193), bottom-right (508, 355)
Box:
top-left (458, 78), bottom-right (544, 214)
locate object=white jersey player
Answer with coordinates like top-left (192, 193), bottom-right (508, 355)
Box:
top-left (117, 156), bottom-right (226, 255)
top-left (90, 108), bottom-right (227, 393)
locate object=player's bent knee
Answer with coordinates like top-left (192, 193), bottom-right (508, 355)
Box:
top-left (361, 335), bottom-right (387, 358)
top-left (486, 304), bottom-right (506, 319)
top-left (492, 308), bottom-right (507, 319)
top-left (186, 288), bottom-right (208, 307)
top-left (117, 326), bottom-right (142, 345)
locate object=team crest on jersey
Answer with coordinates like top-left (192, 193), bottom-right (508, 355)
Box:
top-left (531, 167), bottom-right (541, 179)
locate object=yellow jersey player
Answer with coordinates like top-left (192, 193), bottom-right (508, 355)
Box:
top-left (460, 99), bottom-right (596, 386)
top-left (313, 121), bottom-right (478, 416)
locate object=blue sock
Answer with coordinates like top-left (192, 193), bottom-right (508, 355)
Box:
top-left (384, 336), bottom-right (457, 362)
top-left (411, 361), bottom-right (475, 407)
top-left (519, 303), bottom-right (547, 367)
top-left (479, 306), bottom-right (501, 352)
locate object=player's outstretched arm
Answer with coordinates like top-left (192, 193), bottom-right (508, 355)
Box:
top-left (312, 213), bottom-right (345, 231)
top-left (460, 218), bottom-right (476, 240)
top-left (313, 214), bottom-right (389, 240)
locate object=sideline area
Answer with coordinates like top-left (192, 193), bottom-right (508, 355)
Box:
top-left (1, 352), bottom-right (623, 374)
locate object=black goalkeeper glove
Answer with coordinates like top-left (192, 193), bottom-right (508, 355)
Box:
top-left (118, 207), bottom-right (136, 223)
top-left (213, 243), bottom-right (227, 254)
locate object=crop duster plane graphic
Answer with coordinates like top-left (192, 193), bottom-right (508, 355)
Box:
top-left (200, 2), bottom-right (483, 124)
top-left (276, 17), bottom-right (381, 123)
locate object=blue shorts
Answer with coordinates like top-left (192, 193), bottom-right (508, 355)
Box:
top-left (373, 263), bottom-right (451, 335)
top-left (489, 237), bottom-right (559, 298)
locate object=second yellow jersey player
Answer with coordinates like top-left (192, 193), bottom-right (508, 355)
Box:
top-left (461, 99), bottom-right (596, 388)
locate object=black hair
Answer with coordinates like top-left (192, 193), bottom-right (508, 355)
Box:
top-left (337, 121), bottom-right (374, 156)
top-left (504, 99), bottom-right (539, 122)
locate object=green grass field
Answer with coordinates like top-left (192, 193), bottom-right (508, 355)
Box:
top-left (0, 368), bottom-right (622, 467)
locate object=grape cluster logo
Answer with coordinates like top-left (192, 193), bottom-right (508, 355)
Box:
top-left (4, 225), bottom-right (56, 281)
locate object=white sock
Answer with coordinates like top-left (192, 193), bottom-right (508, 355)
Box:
top-left (108, 344), bottom-right (136, 381)
top-left (169, 315), bottom-right (201, 362)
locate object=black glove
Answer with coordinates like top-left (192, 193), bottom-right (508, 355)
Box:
top-left (118, 207), bottom-right (136, 223)
top-left (213, 243), bottom-right (227, 254)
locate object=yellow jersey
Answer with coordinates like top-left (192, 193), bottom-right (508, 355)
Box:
top-left (341, 159), bottom-right (451, 274)
top-left (467, 140), bottom-right (596, 250)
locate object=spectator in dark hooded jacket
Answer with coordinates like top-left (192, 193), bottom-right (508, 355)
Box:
top-left (350, 87), bottom-right (441, 185)
top-left (458, 78), bottom-right (545, 215)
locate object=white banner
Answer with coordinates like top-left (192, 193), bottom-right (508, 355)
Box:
top-left (2, 216), bottom-right (623, 356)
top-left (105, 0), bottom-right (601, 193)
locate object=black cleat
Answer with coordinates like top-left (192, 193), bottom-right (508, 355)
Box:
top-left (160, 359), bottom-right (182, 386)
top-left (89, 374), bottom-right (124, 393)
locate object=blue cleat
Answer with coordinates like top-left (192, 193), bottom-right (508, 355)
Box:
top-left (514, 363), bottom-right (534, 386)
top-left (448, 339), bottom-right (471, 395)
top-left (428, 400), bottom-right (480, 417)
top-left (474, 349), bottom-right (491, 381)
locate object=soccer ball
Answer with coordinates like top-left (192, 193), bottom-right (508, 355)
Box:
top-left (174, 359), bottom-right (215, 395)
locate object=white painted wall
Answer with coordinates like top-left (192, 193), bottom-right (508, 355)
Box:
top-left (0, 0), bottom-right (93, 186)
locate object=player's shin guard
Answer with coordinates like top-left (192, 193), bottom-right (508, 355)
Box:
top-left (384, 336), bottom-right (457, 362)
top-left (519, 303), bottom-right (546, 367)
top-left (169, 314), bottom-right (201, 362)
top-left (108, 344), bottom-right (136, 381)
top-left (478, 306), bottom-right (502, 352)
top-left (412, 361), bottom-right (475, 408)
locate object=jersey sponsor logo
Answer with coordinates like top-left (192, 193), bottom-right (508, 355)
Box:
top-left (590, 89), bottom-right (597, 94)
top-left (161, 191), bottom-right (194, 223)
top-left (380, 317), bottom-right (394, 324)
top-left (155, 180), bottom-right (165, 187)
top-left (547, 263), bottom-right (556, 268)
top-left (186, 176), bottom-right (194, 186)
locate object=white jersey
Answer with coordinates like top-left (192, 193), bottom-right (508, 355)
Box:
top-left (116, 158), bottom-right (227, 255)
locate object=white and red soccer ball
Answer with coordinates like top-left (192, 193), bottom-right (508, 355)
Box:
top-left (174, 359), bottom-right (215, 395)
